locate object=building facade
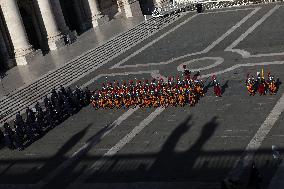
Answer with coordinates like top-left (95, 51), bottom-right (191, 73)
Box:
top-left (0, 0), bottom-right (167, 71)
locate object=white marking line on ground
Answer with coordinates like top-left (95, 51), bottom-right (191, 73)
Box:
top-left (37, 107), bottom-right (139, 186)
top-left (228, 92), bottom-right (284, 181)
top-left (200, 60), bottom-right (284, 79)
top-left (225, 5), bottom-right (281, 58)
top-left (112, 7), bottom-right (260, 69)
top-left (76, 107), bottom-right (165, 183)
top-left (110, 14), bottom-right (199, 69)
top-left (177, 57), bottom-right (224, 72)
top-left (38, 70), bottom-right (159, 185)
top-left (0, 10), bottom-right (189, 106)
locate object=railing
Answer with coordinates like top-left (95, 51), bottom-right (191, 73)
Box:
top-left (152, 0), bottom-right (283, 17)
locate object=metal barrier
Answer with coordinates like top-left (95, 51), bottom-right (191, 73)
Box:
top-left (152, 0), bottom-right (283, 17)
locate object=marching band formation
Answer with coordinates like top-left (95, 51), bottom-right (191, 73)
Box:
top-left (90, 67), bottom-right (222, 110)
top-left (246, 70), bottom-right (279, 96)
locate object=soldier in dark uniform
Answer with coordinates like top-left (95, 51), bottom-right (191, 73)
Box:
top-left (57, 91), bottom-right (66, 117)
top-left (0, 129), bottom-right (4, 144)
top-left (71, 90), bottom-right (81, 111)
top-left (25, 117), bottom-right (36, 142)
top-left (13, 132), bottom-right (24, 151)
top-left (26, 107), bottom-right (36, 123)
top-left (60, 85), bottom-right (67, 96)
top-left (75, 86), bottom-right (84, 107)
top-left (66, 87), bottom-right (73, 98)
top-left (196, 3), bottom-right (203, 13)
top-left (63, 96), bottom-right (73, 117)
top-left (14, 120), bottom-right (25, 139)
top-left (51, 88), bottom-right (59, 107)
top-left (36, 104), bottom-right (46, 129)
top-left (84, 87), bottom-right (92, 105)
top-left (45, 107), bottom-right (55, 128)
top-left (15, 111), bottom-right (26, 132)
top-left (3, 123), bottom-right (14, 149)
top-left (44, 95), bottom-right (52, 110)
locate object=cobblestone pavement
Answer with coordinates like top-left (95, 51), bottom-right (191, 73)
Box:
top-left (1, 2), bottom-right (284, 189)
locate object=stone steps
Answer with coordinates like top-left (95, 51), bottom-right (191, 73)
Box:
top-left (0, 13), bottom-right (182, 124)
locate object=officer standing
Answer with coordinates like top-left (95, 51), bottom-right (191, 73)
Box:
top-left (13, 131), bottom-right (24, 151)
top-left (3, 123), bottom-right (14, 149)
top-left (44, 95), bottom-right (52, 110)
top-left (84, 87), bottom-right (92, 105)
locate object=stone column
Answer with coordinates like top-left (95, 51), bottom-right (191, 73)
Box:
top-left (1, 0), bottom-right (34, 65)
top-left (0, 31), bottom-right (14, 69)
top-left (84, 0), bottom-right (108, 28)
top-left (51, 0), bottom-right (70, 34)
top-left (36, 0), bottom-right (65, 51)
top-left (122, 0), bottom-right (142, 18)
top-left (50, 0), bottom-right (77, 42)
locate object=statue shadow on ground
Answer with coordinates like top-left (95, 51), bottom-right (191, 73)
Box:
top-left (276, 78), bottom-right (282, 93)
top-left (0, 123), bottom-right (91, 184)
top-left (31, 123), bottom-right (92, 183)
top-left (0, 113), bottom-right (283, 188)
top-left (83, 115), bottom-right (219, 184)
top-left (40, 123), bottom-right (120, 189)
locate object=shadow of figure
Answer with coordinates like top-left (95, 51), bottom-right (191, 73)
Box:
top-left (203, 80), bottom-right (212, 94)
top-left (150, 116), bottom-right (218, 181)
top-left (276, 78), bottom-right (282, 93)
top-left (180, 116), bottom-right (218, 179)
top-left (32, 124), bottom-right (92, 183)
top-left (40, 123), bottom-right (118, 189)
top-left (150, 115), bottom-right (192, 178)
top-left (221, 80), bottom-right (229, 95)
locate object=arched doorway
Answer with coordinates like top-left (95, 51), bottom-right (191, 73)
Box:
top-left (18, 6), bottom-right (41, 50)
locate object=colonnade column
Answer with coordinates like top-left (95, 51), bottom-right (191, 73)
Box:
top-left (1, 0), bottom-right (34, 65)
top-left (51, 0), bottom-right (71, 34)
top-left (122, 0), bottom-right (142, 18)
top-left (0, 31), bottom-right (14, 68)
top-left (155, 0), bottom-right (167, 7)
top-left (35, 0), bottom-right (65, 50)
top-left (84, 0), bottom-right (108, 28)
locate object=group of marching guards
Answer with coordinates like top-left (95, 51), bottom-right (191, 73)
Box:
top-left (91, 67), bottom-right (222, 110)
top-left (0, 86), bottom-right (92, 151)
top-left (246, 71), bottom-right (280, 96)
top-left (0, 66), bottom-right (280, 151)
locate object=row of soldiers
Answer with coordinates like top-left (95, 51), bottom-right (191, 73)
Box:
top-left (0, 85), bottom-right (92, 151)
top-left (246, 71), bottom-right (279, 96)
top-left (91, 71), bottom-right (222, 109)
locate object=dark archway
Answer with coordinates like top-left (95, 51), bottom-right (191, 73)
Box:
top-left (59, 0), bottom-right (81, 34)
top-left (138, 0), bottom-right (155, 15)
top-left (0, 9), bottom-right (13, 71)
top-left (18, 7), bottom-right (41, 50)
